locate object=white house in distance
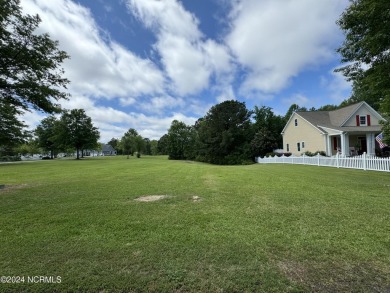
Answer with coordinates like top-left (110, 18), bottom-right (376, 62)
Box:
top-left (282, 102), bottom-right (385, 157)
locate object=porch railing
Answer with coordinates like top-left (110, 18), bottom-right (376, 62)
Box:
top-left (256, 153), bottom-right (390, 172)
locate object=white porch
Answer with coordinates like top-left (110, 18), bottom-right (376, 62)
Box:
top-left (324, 131), bottom-right (378, 157)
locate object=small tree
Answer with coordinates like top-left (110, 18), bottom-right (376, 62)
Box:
top-left (251, 127), bottom-right (278, 157)
top-left (167, 120), bottom-right (195, 160)
top-left (120, 136), bottom-right (133, 159)
top-left (157, 134), bottom-right (169, 155)
top-left (134, 135), bottom-right (146, 157)
top-left (58, 109), bottom-right (100, 159)
top-left (35, 116), bottom-right (61, 159)
top-left (120, 128), bottom-right (139, 158)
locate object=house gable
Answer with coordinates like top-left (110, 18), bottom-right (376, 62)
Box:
top-left (281, 112), bottom-right (325, 135)
top-left (282, 112), bottom-right (326, 155)
top-left (341, 102), bottom-right (384, 127)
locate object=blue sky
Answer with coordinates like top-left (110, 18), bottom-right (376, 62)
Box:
top-left (21, 0), bottom-right (352, 142)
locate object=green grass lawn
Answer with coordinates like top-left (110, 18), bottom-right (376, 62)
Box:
top-left (0, 156), bottom-right (389, 292)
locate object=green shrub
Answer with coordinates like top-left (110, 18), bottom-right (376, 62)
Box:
top-left (0, 156), bottom-right (21, 162)
top-left (303, 151), bottom-right (326, 157)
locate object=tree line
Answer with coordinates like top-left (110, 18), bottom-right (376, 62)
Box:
top-left (106, 129), bottom-right (159, 158)
top-left (154, 101), bottom-right (345, 165)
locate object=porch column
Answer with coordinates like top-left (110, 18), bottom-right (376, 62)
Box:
top-left (366, 133), bottom-right (375, 156)
top-left (340, 132), bottom-right (347, 156)
top-left (344, 133), bottom-right (350, 156)
top-left (324, 134), bottom-right (331, 156)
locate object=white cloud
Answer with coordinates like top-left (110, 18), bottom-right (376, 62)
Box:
top-left (282, 93), bottom-right (311, 108)
top-left (119, 97), bottom-right (137, 107)
top-left (127, 0), bottom-right (233, 96)
top-left (126, 0), bottom-right (201, 41)
top-left (216, 85), bottom-right (236, 103)
top-left (320, 70), bottom-right (352, 103)
top-left (139, 95), bottom-right (185, 114)
top-left (157, 33), bottom-right (211, 95)
top-left (226, 0), bottom-right (348, 95)
top-left (21, 0), bottom-right (165, 102)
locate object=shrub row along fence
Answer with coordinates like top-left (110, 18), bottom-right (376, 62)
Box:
top-left (256, 153), bottom-right (390, 172)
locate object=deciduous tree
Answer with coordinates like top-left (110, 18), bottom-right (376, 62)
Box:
top-left (0, 0), bottom-right (70, 150)
top-left (35, 115), bottom-right (61, 159)
top-left (167, 120), bottom-right (195, 160)
top-left (336, 0), bottom-right (390, 142)
top-left (252, 106), bottom-right (285, 153)
top-left (0, 100), bottom-right (28, 151)
top-left (0, 0), bottom-right (70, 113)
top-left (58, 109), bottom-right (100, 159)
top-left (120, 128), bottom-right (139, 158)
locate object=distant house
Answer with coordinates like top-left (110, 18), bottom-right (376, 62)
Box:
top-left (282, 102), bottom-right (385, 156)
top-left (102, 144), bottom-right (117, 156)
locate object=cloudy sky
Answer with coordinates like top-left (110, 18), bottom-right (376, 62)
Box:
top-left (20, 0), bottom-right (351, 142)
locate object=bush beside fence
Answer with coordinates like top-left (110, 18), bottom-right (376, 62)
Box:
top-left (256, 153), bottom-right (390, 172)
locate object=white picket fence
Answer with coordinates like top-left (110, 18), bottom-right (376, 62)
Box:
top-left (256, 153), bottom-right (390, 172)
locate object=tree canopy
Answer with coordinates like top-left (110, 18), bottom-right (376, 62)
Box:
top-left (35, 115), bottom-right (60, 159)
top-left (197, 100), bottom-right (252, 164)
top-left (0, 99), bottom-right (28, 152)
top-left (0, 0), bottom-right (70, 151)
top-left (0, 0), bottom-right (70, 114)
top-left (57, 109), bottom-right (100, 159)
top-left (167, 120), bottom-right (196, 160)
top-left (336, 0), bottom-right (390, 142)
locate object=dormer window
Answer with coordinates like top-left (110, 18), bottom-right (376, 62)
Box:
top-left (360, 115), bottom-right (367, 126)
top-left (356, 114), bottom-right (371, 126)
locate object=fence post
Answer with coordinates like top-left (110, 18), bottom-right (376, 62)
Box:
top-left (336, 153), bottom-right (339, 168)
top-left (363, 152), bottom-right (367, 171)
top-left (317, 153), bottom-right (320, 166)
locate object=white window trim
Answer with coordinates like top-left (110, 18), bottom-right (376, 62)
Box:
top-left (360, 115), bottom-right (367, 126)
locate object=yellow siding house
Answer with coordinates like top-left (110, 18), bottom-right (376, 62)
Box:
top-left (282, 102), bottom-right (385, 156)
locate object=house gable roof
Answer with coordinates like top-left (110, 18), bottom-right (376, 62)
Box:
top-left (281, 111), bottom-right (326, 135)
top-left (102, 144), bottom-right (115, 152)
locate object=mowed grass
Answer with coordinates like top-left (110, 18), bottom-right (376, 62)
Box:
top-left (0, 156), bottom-right (389, 292)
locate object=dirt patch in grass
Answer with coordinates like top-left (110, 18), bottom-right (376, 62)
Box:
top-left (134, 195), bottom-right (170, 202)
top-left (0, 184), bottom-right (29, 193)
top-left (277, 260), bottom-right (390, 292)
top-left (277, 260), bottom-right (307, 284)
top-left (191, 195), bottom-right (201, 202)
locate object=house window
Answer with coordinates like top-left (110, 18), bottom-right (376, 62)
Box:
top-left (294, 119), bottom-right (298, 126)
top-left (360, 115), bottom-right (367, 126)
top-left (356, 114), bottom-right (371, 126)
top-left (297, 142), bottom-right (301, 152)
top-left (287, 144), bottom-right (290, 152)
top-left (302, 142), bottom-right (305, 149)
